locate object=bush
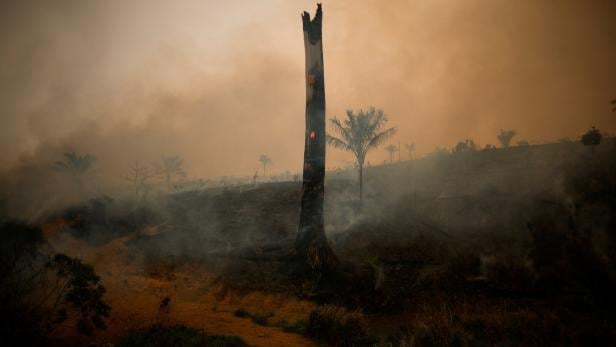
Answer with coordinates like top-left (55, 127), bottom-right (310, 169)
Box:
top-left (275, 319), bottom-right (307, 334)
top-left (233, 308), bottom-right (272, 326)
top-left (0, 220), bottom-right (111, 345)
top-left (233, 308), bottom-right (248, 318)
top-left (116, 324), bottom-right (247, 347)
top-left (306, 305), bottom-right (371, 346)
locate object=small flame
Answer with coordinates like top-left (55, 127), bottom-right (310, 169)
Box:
top-left (310, 131), bottom-right (315, 140)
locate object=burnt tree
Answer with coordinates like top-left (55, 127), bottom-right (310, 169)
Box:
top-left (295, 4), bottom-right (336, 275)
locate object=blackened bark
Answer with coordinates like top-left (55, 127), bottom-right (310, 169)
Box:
top-left (295, 3), bottom-right (336, 274)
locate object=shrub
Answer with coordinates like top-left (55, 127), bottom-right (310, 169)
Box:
top-left (306, 305), bottom-right (371, 346)
top-left (275, 319), bottom-right (306, 334)
top-left (233, 308), bottom-right (272, 326)
top-left (233, 308), bottom-right (248, 318)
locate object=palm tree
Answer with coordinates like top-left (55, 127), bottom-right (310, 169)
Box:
top-left (497, 129), bottom-right (517, 148)
top-left (258, 154), bottom-right (272, 177)
top-left (160, 156), bottom-right (186, 188)
top-left (54, 151), bottom-right (96, 194)
top-left (385, 144), bottom-right (398, 163)
top-left (405, 143), bottom-right (416, 160)
top-left (55, 151), bottom-right (96, 174)
top-left (326, 107), bottom-right (396, 201)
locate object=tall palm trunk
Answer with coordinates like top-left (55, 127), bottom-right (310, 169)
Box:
top-left (358, 156), bottom-right (365, 202)
top-left (295, 4), bottom-right (336, 276)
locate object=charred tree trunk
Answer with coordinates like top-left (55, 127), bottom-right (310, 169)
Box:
top-left (295, 4), bottom-right (336, 275)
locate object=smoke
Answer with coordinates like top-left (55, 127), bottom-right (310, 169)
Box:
top-left (0, 0), bottom-right (615, 181)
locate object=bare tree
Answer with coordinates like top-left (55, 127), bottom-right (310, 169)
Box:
top-left (497, 129), bottom-right (517, 148)
top-left (258, 154), bottom-right (272, 177)
top-left (125, 161), bottom-right (154, 198)
top-left (124, 161), bottom-right (155, 227)
top-left (327, 107), bottom-right (396, 201)
top-left (385, 144), bottom-right (398, 163)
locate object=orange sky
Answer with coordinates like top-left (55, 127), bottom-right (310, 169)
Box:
top-left (0, 0), bottom-right (615, 179)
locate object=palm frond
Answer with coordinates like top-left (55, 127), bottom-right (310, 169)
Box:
top-left (326, 134), bottom-right (352, 151)
top-left (329, 117), bottom-right (353, 144)
top-left (366, 127), bottom-right (396, 150)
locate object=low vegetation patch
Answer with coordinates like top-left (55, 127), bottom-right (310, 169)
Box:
top-left (116, 324), bottom-right (247, 347)
top-left (233, 308), bottom-right (273, 326)
top-left (274, 319), bottom-right (307, 334)
top-left (306, 305), bottom-right (371, 346)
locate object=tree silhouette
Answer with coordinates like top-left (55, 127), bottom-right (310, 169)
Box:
top-left (159, 156), bottom-right (186, 188)
top-left (497, 129), bottom-right (517, 148)
top-left (385, 144), bottom-right (398, 163)
top-left (453, 139), bottom-right (477, 153)
top-left (55, 152), bottom-right (96, 175)
top-left (581, 126), bottom-right (602, 154)
top-left (327, 107), bottom-right (396, 201)
top-left (258, 154), bottom-right (272, 177)
top-left (405, 143), bottom-right (416, 160)
top-left (124, 161), bottom-right (155, 227)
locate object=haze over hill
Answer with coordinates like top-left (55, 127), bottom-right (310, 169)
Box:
top-left (1, 0), bottom-right (615, 179)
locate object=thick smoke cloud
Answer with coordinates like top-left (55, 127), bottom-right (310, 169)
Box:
top-left (0, 0), bottom-right (615, 179)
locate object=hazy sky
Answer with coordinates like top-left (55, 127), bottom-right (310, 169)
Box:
top-left (1, 0), bottom-right (615, 179)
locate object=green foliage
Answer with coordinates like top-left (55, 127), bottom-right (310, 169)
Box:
top-left (307, 305), bottom-right (371, 346)
top-left (116, 324), bottom-right (247, 347)
top-left (0, 221), bottom-right (47, 346)
top-left (497, 129), bottom-right (517, 148)
top-left (0, 220), bottom-right (110, 344)
top-left (47, 253), bottom-right (111, 335)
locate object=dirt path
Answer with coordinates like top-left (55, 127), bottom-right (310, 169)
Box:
top-left (49, 234), bottom-right (317, 347)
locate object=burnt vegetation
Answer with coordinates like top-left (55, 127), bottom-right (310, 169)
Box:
top-left (2, 130), bottom-right (610, 345)
top-left (1, 4), bottom-right (615, 346)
